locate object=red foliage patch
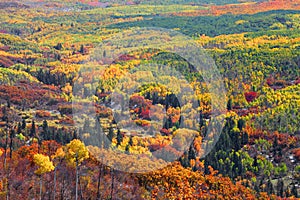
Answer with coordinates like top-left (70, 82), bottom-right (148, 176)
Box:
top-left (58, 104), bottom-right (74, 115)
top-left (95, 104), bottom-right (112, 118)
top-left (292, 148), bottom-right (300, 160)
top-left (0, 45), bottom-right (10, 51)
top-left (160, 128), bottom-right (171, 136)
top-left (244, 91), bottom-right (258, 102)
top-left (117, 54), bottom-right (136, 62)
top-left (129, 95), bottom-right (152, 111)
top-left (0, 81), bottom-right (62, 107)
top-left (246, 126), bottom-right (298, 148)
top-left (140, 107), bottom-right (150, 120)
top-left (0, 55), bottom-right (14, 67)
top-left (58, 117), bottom-right (74, 125)
top-left (148, 143), bottom-right (166, 152)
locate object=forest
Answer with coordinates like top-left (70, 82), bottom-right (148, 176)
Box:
top-left (0, 0), bottom-right (299, 199)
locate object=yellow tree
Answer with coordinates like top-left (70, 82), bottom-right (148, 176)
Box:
top-left (33, 154), bottom-right (55, 200)
top-left (65, 139), bottom-right (89, 200)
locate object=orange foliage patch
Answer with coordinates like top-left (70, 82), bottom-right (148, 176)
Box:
top-left (292, 148), bottom-right (300, 160)
top-left (35, 110), bottom-right (51, 118)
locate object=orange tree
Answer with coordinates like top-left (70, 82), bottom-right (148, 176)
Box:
top-left (136, 162), bottom-right (256, 199)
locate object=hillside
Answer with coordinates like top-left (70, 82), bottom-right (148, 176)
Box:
top-left (0, 0), bottom-right (299, 199)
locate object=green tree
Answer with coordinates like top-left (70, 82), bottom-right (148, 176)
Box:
top-left (54, 43), bottom-right (63, 50)
top-left (227, 98), bottom-right (233, 110)
top-left (291, 184), bottom-right (298, 198)
top-left (41, 120), bottom-right (49, 140)
top-left (30, 120), bottom-right (36, 138)
top-left (116, 129), bottom-right (123, 147)
top-left (277, 179), bottom-right (284, 197)
top-left (107, 126), bottom-right (114, 142)
top-left (21, 118), bottom-right (26, 130)
top-left (79, 44), bottom-right (85, 54)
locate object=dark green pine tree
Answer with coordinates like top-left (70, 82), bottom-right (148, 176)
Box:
top-left (9, 129), bottom-right (15, 159)
top-left (291, 184), bottom-right (298, 198)
top-left (54, 42), bottom-right (63, 50)
top-left (231, 129), bottom-right (241, 151)
top-left (227, 98), bottom-right (232, 110)
top-left (204, 159), bottom-right (210, 175)
top-left (163, 116), bottom-right (173, 129)
top-left (94, 117), bottom-right (104, 148)
top-left (105, 126), bottom-right (114, 149)
top-left (30, 120), bottom-right (36, 138)
top-left (79, 44), bottom-right (85, 54)
top-left (254, 184), bottom-right (260, 193)
top-left (125, 144), bottom-right (130, 154)
top-left (179, 151), bottom-right (190, 168)
top-left (259, 179), bottom-right (264, 192)
top-left (273, 136), bottom-right (278, 156)
top-left (188, 143), bottom-right (196, 160)
top-left (107, 126), bottom-right (114, 141)
top-left (266, 179), bottom-right (274, 195)
top-left (232, 152), bottom-right (243, 176)
top-left (2, 107), bottom-right (7, 122)
top-left (277, 179), bottom-right (284, 197)
top-left (7, 98), bottom-right (11, 108)
top-left (17, 122), bottom-right (22, 134)
top-left (55, 129), bottom-right (63, 144)
top-left (73, 130), bottom-right (78, 140)
top-left (128, 136), bottom-right (133, 146)
top-left (237, 119), bottom-right (245, 130)
top-left (152, 92), bottom-right (159, 105)
top-left (41, 120), bottom-right (49, 140)
top-left (241, 132), bottom-right (249, 145)
top-left (83, 118), bottom-right (90, 133)
top-left (253, 156), bottom-right (259, 175)
top-left (21, 118), bottom-right (26, 130)
top-left (199, 111), bottom-right (204, 128)
top-left (50, 129), bottom-right (55, 141)
top-left (116, 129), bottom-right (123, 147)
top-left (285, 186), bottom-right (292, 197)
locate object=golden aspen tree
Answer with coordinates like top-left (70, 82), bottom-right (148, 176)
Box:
top-left (65, 139), bottom-right (89, 200)
top-left (33, 154), bottom-right (54, 200)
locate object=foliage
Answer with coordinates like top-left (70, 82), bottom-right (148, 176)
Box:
top-left (65, 139), bottom-right (89, 167)
top-left (33, 153), bottom-right (55, 175)
top-left (0, 1), bottom-right (299, 198)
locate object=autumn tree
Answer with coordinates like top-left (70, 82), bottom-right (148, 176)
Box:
top-left (33, 154), bottom-right (54, 200)
top-left (64, 139), bottom-right (89, 200)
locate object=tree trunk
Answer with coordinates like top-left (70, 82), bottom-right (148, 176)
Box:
top-left (53, 167), bottom-right (57, 200)
top-left (6, 175), bottom-right (9, 200)
top-left (39, 176), bottom-right (43, 200)
top-left (110, 168), bottom-right (114, 200)
top-left (4, 129), bottom-right (9, 200)
top-left (4, 129), bottom-right (8, 169)
top-left (60, 178), bottom-right (64, 200)
top-left (75, 160), bottom-right (78, 200)
top-left (9, 137), bottom-right (13, 159)
top-left (96, 164), bottom-right (102, 200)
